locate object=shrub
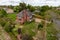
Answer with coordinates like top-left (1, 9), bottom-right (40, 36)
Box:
top-left (4, 22), bottom-right (15, 32)
top-left (38, 23), bottom-right (43, 30)
top-left (22, 34), bottom-right (33, 40)
top-left (0, 9), bottom-right (7, 18)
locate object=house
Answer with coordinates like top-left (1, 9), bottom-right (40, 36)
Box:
top-left (3, 8), bottom-right (14, 13)
top-left (56, 7), bottom-right (60, 10)
top-left (34, 10), bottom-right (40, 13)
top-left (16, 9), bottom-right (33, 24)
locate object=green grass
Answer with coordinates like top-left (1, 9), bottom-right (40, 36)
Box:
top-left (7, 13), bottom-right (16, 21)
top-left (22, 21), bottom-right (37, 36)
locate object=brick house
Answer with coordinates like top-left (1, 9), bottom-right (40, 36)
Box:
top-left (16, 9), bottom-right (33, 24)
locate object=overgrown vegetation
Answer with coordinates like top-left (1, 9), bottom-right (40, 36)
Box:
top-left (22, 21), bottom-right (36, 37)
top-left (7, 13), bottom-right (16, 21)
top-left (38, 22), bottom-right (44, 30)
top-left (46, 23), bottom-right (58, 40)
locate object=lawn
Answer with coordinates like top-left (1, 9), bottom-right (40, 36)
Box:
top-left (7, 13), bottom-right (17, 21)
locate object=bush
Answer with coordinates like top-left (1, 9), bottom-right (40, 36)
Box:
top-left (4, 22), bottom-right (15, 32)
top-left (22, 22), bottom-right (36, 37)
top-left (0, 18), bottom-right (6, 27)
top-left (0, 9), bottom-right (7, 18)
top-left (22, 34), bottom-right (33, 40)
top-left (38, 23), bottom-right (43, 30)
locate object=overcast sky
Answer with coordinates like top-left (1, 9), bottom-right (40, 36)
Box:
top-left (0, 0), bottom-right (60, 6)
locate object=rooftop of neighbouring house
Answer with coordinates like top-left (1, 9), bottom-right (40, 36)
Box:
top-left (3, 8), bottom-right (14, 13)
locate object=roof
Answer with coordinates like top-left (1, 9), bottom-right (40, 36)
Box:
top-left (17, 9), bottom-right (32, 19)
top-left (3, 8), bottom-right (14, 13)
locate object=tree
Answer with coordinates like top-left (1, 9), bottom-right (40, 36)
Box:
top-left (4, 20), bottom-right (15, 32)
top-left (40, 5), bottom-right (49, 12)
top-left (13, 2), bottom-right (27, 13)
top-left (38, 23), bottom-right (43, 30)
top-left (30, 6), bottom-right (35, 12)
top-left (0, 9), bottom-right (7, 26)
top-left (19, 2), bottom-right (27, 10)
top-left (36, 5), bottom-right (50, 16)
top-left (0, 18), bottom-right (6, 27)
top-left (0, 9), bottom-right (7, 17)
top-left (27, 4), bottom-right (31, 9)
top-left (27, 4), bottom-right (35, 12)
top-left (4, 22), bottom-right (11, 32)
top-left (13, 6), bottom-right (22, 13)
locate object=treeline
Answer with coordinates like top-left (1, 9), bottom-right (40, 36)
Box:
top-left (12, 2), bottom-right (60, 16)
top-left (0, 2), bottom-right (60, 16)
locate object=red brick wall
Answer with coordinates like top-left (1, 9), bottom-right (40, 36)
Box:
top-left (16, 10), bottom-right (30, 24)
top-left (27, 16), bottom-right (30, 21)
top-left (23, 10), bottom-right (27, 21)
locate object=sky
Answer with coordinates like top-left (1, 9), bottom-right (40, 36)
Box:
top-left (0, 0), bottom-right (60, 6)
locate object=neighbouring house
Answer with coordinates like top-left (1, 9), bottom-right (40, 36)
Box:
top-left (3, 8), bottom-right (14, 13)
top-left (34, 10), bottom-right (40, 13)
top-left (33, 10), bottom-right (40, 15)
top-left (57, 7), bottom-right (60, 9)
top-left (16, 9), bottom-right (33, 24)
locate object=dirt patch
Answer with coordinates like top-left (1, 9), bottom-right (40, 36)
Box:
top-left (35, 18), bottom-right (42, 23)
top-left (0, 26), bottom-right (12, 40)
